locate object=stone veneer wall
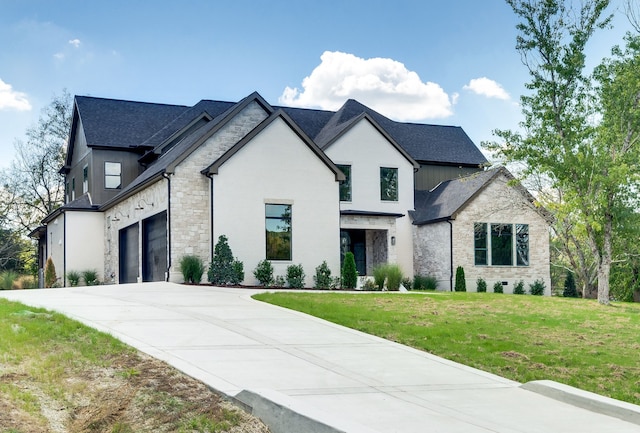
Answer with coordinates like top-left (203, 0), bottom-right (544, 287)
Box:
top-left (413, 221), bottom-right (452, 291)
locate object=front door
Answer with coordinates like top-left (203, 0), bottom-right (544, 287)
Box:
top-left (340, 229), bottom-right (367, 276)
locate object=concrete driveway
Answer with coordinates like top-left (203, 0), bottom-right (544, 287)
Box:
top-left (2, 283), bottom-right (639, 433)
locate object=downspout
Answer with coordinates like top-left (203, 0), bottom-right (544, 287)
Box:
top-left (63, 212), bottom-right (67, 287)
top-left (162, 172), bottom-right (172, 282)
top-left (207, 174), bottom-right (215, 257)
top-left (447, 219), bottom-right (453, 292)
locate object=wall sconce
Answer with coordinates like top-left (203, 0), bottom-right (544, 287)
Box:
top-left (391, 236), bottom-right (396, 246)
top-left (111, 211), bottom-right (129, 222)
top-left (135, 198), bottom-right (154, 210)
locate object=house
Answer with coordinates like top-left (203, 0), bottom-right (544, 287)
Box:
top-left (31, 91), bottom-right (550, 291)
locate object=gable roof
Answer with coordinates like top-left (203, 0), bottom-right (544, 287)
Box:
top-left (410, 167), bottom-right (551, 225)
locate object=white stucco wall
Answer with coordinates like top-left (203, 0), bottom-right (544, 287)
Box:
top-left (65, 211), bottom-right (105, 283)
top-left (46, 213), bottom-right (65, 287)
top-left (213, 117), bottom-right (341, 286)
top-left (323, 119), bottom-right (415, 277)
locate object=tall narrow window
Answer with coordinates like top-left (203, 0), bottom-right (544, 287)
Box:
top-left (71, 178), bottom-right (76, 201)
top-left (82, 165), bottom-right (88, 194)
top-left (516, 224), bottom-right (529, 266)
top-left (474, 223), bottom-right (488, 265)
top-left (491, 223), bottom-right (513, 266)
top-left (66, 182), bottom-right (70, 203)
top-left (105, 162), bottom-right (122, 189)
top-left (337, 164), bottom-right (351, 201)
top-left (265, 204), bottom-right (291, 261)
top-left (380, 167), bottom-right (398, 201)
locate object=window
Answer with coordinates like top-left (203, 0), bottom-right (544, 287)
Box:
top-left (66, 182), bottom-right (70, 203)
top-left (105, 162), bottom-right (122, 189)
top-left (71, 178), bottom-right (76, 201)
top-left (337, 164), bottom-right (351, 201)
top-left (380, 167), bottom-right (398, 201)
top-left (474, 222), bottom-right (529, 267)
top-left (82, 165), bottom-right (88, 194)
top-left (265, 204), bottom-right (291, 261)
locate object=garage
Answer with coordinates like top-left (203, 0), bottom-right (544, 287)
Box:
top-left (142, 211), bottom-right (167, 282)
top-left (118, 223), bottom-right (139, 284)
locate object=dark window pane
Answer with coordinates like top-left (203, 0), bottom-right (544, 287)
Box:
top-left (266, 204), bottom-right (291, 260)
top-left (337, 165), bottom-right (351, 201)
top-left (516, 224), bottom-right (529, 266)
top-left (491, 224), bottom-right (513, 266)
top-left (380, 167), bottom-right (398, 201)
top-left (474, 223), bottom-right (487, 265)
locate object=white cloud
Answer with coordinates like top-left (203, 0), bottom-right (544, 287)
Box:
top-left (68, 38), bottom-right (81, 48)
top-left (53, 52), bottom-right (65, 60)
top-left (463, 77), bottom-right (510, 100)
top-left (0, 79), bottom-right (31, 111)
top-left (279, 51), bottom-right (453, 121)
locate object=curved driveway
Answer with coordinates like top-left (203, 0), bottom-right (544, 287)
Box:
top-left (2, 283), bottom-right (639, 433)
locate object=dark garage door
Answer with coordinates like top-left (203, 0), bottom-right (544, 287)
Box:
top-left (142, 211), bottom-right (167, 282)
top-left (119, 223), bottom-right (139, 284)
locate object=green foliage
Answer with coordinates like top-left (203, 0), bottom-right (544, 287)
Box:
top-left (67, 270), bottom-right (81, 287)
top-left (230, 259), bottom-right (244, 285)
top-left (253, 259), bottom-right (274, 287)
top-left (385, 264), bottom-right (403, 291)
top-left (82, 269), bottom-right (99, 286)
top-left (454, 266), bottom-right (466, 292)
top-left (0, 271), bottom-right (18, 290)
top-left (341, 252), bottom-right (357, 289)
top-left (476, 278), bottom-right (487, 293)
top-left (372, 264), bottom-right (388, 290)
top-left (208, 235), bottom-right (243, 285)
top-left (513, 280), bottom-right (525, 295)
top-left (413, 275), bottom-right (437, 291)
top-left (360, 278), bottom-right (379, 291)
top-left (563, 271), bottom-right (579, 298)
top-left (401, 277), bottom-right (412, 290)
top-left (313, 261), bottom-right (333, 289)
top-left (274, 275), bottom-right (285, 287)
top-left (286, 264), bottom-right (306, 289)
top-left (179, 255), bottom-right (204, 284)
top-left (44, 257), bottom-right (57, 288)
top-left (529, 279), bottom-right (546, 296)
top-left (493, 281), bottom-right (504, 294)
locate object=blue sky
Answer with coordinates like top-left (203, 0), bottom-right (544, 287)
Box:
top-left (0, 0), bottom-right (634, 168)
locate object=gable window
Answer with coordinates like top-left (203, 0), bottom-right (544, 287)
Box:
top-left (380, 167), bottom-right (398, 201)
top-left (337, 164), bottom-right (351, 201)
top-left (82, 165), bottom-right (88, 194)
top-left (474, 223), bottom-right (529, 267)
top-left (71, 178), bottom-right (76, 201)
top-left (105, 162), bottom-right (122, 189)
top-left (265, 204), bottom-right (291, 261)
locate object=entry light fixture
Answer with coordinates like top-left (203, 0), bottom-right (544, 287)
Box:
top-left (135, 198), bottom-right (154, 210)
top-left (391, 236), bottom-right (396, 246)
top-left (111, 211), bottom-right (129, 222)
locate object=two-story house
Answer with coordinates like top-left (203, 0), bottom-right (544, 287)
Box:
top-left (32, 91), bottom-right (551, 293)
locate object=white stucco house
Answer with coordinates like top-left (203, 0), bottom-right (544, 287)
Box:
top-left (31, 91), bottom-right (551, 291)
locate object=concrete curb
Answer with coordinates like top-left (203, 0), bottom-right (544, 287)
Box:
top-left (522, 380), bottom-right (640, 426)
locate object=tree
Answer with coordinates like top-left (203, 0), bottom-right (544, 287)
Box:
top-left (454, 266), bottom-right (466, 292)
top-left (487, 0), bottom-right (639, 304)
top-left (563, 271), bottom-right (579, 298)
top-left (341, 252), bottom-right (357, 289)
top-left (1, 91), bottom-right (73, 234)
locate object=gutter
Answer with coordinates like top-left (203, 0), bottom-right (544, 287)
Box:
top-left (162, 173), bottom-right (172, 281)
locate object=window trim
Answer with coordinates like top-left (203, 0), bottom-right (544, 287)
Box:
top-left (82, 165), bottom-right (88, 194)
top-left (473, 222), bottom-right (529, 267)
top-left (265, 203), bottom-right (292, 261)
top-left (104, 161), bottom-right (122, 190)
top-left (380, 167), bottom-right (399, 202)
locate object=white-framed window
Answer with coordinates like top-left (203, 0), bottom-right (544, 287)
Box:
top-left (71, 177), bottom-right (76, 201)
top-left (82, 165), bottom-right (88, 194)
top-left (105, 162), bottom-right (122, 189)
top-left (474, 222), bottom-right (529, 267)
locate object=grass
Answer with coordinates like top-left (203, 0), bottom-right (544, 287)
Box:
top-left (253, 291), bottom-right (640, 405)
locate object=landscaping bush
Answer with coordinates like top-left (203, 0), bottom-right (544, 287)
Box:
top-left (361, 277), bottom-right (379, 291)
top-left (530, 279), bottom-right (546, 296)
top-left (44, 257), bottom-right (57, 288)
top-left (13, 275), bottom-right (36, 290)
top-left (230, 259), bottom-right (244, 285)
top-left (274, 275), bottom-right (285, 287)
top-left (208, 235), bottom-right (244, 285)
top-left (253, 259), bottom-right (274, 287)
top-left (372, 264), bottom-right (388, 290)
top-left (179, 255), bottom-right (204, 284)
top-left (513, 280), bottom-right (525, 295)
top-left (0, 271), bottom-right (18, 290)
top-left (476, 277), bottom-right (487, 293)
top-left (563, 271), bottom-right (578, 298)
top-left (286, 264), bottom-right (306, 289)
top-left (493, 281), bottom-right (504, 294)
top-left (314, 261), bottom-right (332, 289)
top-left (82, 269), bottom-right (100, 286)
top-left (67, 270), bottom-right (81, 287)
top-left (341, 252), bottom-right (357, 289)
top-left (454, 266), bottom-right (466, 292)
top-left (385, 264), bottom-right (403, 291)
top-left (413, 275), bottom-right (437, 291)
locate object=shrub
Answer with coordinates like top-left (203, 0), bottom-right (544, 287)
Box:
top-left (44, 257), bottom-right (57, 288)
top-left (253, 259), bottom-right (274, 287)
top-left (476, 277), bottom-right (487, 293)
top-left (530, 279), bottom-right (546, 296)
top-left (274, 275), bottom-right (285, 287)
top-left (313, 261), bottom-right (333, 289)
top-left (208, 235), bottom-right (243, 285)
top-left (454, 266), bottom-right (466, 292)
top-left (179, 255), bottom-right (204, 284)
top-left (286, 264), bottom-right (306, 289)
top-left (341, 252), bottom-right (358, 289)
top-left (372, 264), bottom-right (388, 290)
top-left (67, 270), bottom-right (81, 287)
top-left (513, 280), bottom-right (525, 295)
top-left (401, 277), bottom-right (412, 290)
top-left (413, 275), bottom-right (437, 291)
top-left (563, 271), bottom-right (578, 298)
top-left (13, 275), bottom-right (36, 290)
top-left (0, 271), bottom-right (18, 290)
top-left (361, 277), bottom-right (379, 291)
top-left (82, 269), bottom-right (100, 286)
top-left (385, 264), bottom-right (403, 291)
top-left (493, 281), bottom-right (504, 294)
top-left (230, 260), bottom-right (244, 285)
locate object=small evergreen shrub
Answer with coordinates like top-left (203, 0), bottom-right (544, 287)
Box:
top-left (314, 261), bottom-right (333, 289)
top-left (274, 275), bottom-right (286, 287)
top-left (530, 279), bottom-right (546, 296)
top-left (67, 270), bottom-right (81, 287)
top-left (386, 264), bottom-right (403, 291)
top-left (208, 235), bottom-right (234, 285)
top-left (44, 257), bottom-right (57, 288)
top-left (253, 259), bottom-right (274, 287)
top-left (476, 277), bottom-right (487, 293)
top-left (454, 266), bottom-right (466, 292)
top-left (230, 260), bottom-right (244, 285)
top-left (82, 269), bottom-right (100, 286)
top-left (342, 252), bottom-right (358, 289)
top-left (563, 271), bottom-right (578, 298)
top-left (372, 264), bottom-right (388, 290)
top-left (401, 277), bottom-right (412, 290)
top-left (413, 275), bottom-right (437, 291)
top-left (513, 280), bottom-right (525, 295)
top-left (493, 281), bottom-right (504, 294)
top-left (286, 264), bottom-right (306, 289)
top-left (179, 255), bottom-right (204, 284)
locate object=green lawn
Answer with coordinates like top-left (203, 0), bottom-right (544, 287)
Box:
top-left (253, 291), bottom-right (640, 405)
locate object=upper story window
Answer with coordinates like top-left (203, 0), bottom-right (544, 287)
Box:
top-left (265, 204), bottom-right (292, 261)
top-left (66, 182), bottom-right (70, 203)
top-left (337, 164), bottom-right (351, 202)
top-left (380, 167), bottom-right (398, 201)
top-left (82, 165), bottom-right (88, 194)
top-left (474, 222), bottom-right (529, 267)
top-left (105, 162), bottom-right (122, 189)
top-left (71, 178), bottom-right (76, 201)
